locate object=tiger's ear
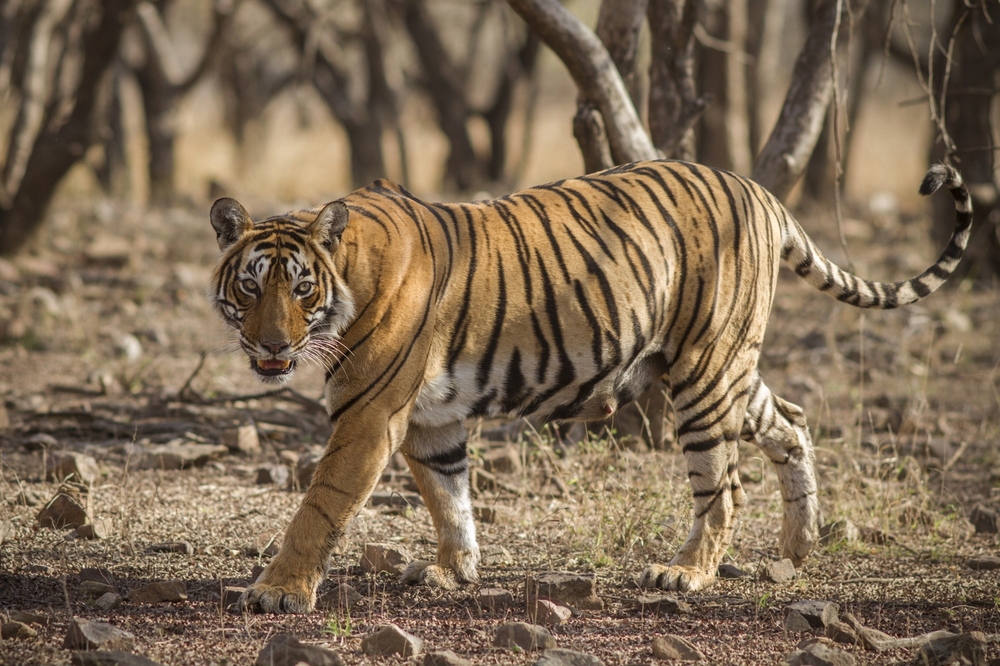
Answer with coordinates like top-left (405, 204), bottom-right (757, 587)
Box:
top-left (210, 198), bottom-right (254, 251)
top-left (307, 201), bottom-right (349, 254)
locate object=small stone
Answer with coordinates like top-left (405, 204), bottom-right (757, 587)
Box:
top-left (0, 519), bottom-right (12, 545)
top-left (74, 517), bottom-right (113, 540)
top-left (472, 504), bottom-right (497, 523)
top-left (254, 633), bottom-right (345, 666)
top-left (9, 611), bottom-right (51, 626)
top-left (278, 449), bottom-right (300, 466)
top-left (786, 601), bottom-right (839, 629)
top-left (147, 541), bottom-right (194, 555)
top-left (369, 490), bottom-right (424, 508)
top-left (64, 617), bottom-right (135, 651)
top-left (493, 622), bottom-right (556, 651)
top-left (533, 648), bottom-right (605, 666)
top-left (782, 639), bottom-right (856, 666)
top-left (819, 519), bottom-right (860, 546)
top-left (967, 555), bottom-right (1000, 571)
top-left (825, 621), bottom-right (859, 646)
top-left (637, 594), bottom-right (691, 615)
top-left (718, 563), bottom-right (748, 578)
top-left (477, 587), bottom-right (515, 611)
top-left (85, 235), bottom-right (132, 267)
top-left (256, 464), bottom-right (290, 486)
top-left (222, 425), bottom-right (260, 455)
top-left (71, 650), bottom-right (165, 666)
top-left (360, 542), bottom-right (412, 575)
top-left (114, 334), bottom-right (143, 361)
top-left (138, 441), bottom-right (228, 470)
top-left (651, 635), bottom-right (705, 661)
top-left (1, 620), bottom-right (38, 640)
top-left (37, 493), bottom-right (88, 529)
top-left (316, 583), bottom-right (363, 612)
top-left (360, 624), bottom-right (422, 657)
top-left (481, 445), bottom-right (521, 474)
top-left (12, 487), bottom-right (44, 506)
top-left (969, 505), bottom-right (999, 534)
top-left (94, 593), bottom-right (122, 611)
top-left (80, 567), bottom-right (115, 585)
top-left (917, 631), bottom-right (987, 666)
top-left (129, 580), bottom-right (187, 603)
top-left (245, 533), bottom-right (281, 558)
top-left (221, 586), bottom-right (245, 610)
top-left (80, 580), bottom-right (117, 597)
top-left (527, 598), bottom-right (572, 625)
top-left (423, 651), bottom-right (472, 666)
top-left (526, 571), bottom-right (603, 611)
top-left (784, 609), bottom-right (814, 633)
top-left (296, 452), bottom-right (321, 488)
top-left (46, 451), bottom-right (100, 484)
top-left (24, 432), bottom-right (58, 451)
top-left (481, 544), bottom-right (514, 565)
top-left (762, 558), bottom-right (797, 583)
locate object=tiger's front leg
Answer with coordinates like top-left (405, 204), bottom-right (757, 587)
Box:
top-left (238, 417), bottom-right (392, 613)
top-left (399, 422), bottom-right (480, 589)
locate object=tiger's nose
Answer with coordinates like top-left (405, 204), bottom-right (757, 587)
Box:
top-left (261, 340), bottom-right (289, 354)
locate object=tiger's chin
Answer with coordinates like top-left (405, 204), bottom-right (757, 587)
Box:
top-left (250, 357), bottom-right (297, 384)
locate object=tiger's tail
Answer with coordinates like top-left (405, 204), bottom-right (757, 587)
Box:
top-left (780, 164), bottom-right (972, 309)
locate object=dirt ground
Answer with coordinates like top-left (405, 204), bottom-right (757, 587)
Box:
top-left (1, 188), bottom-right (998, 666)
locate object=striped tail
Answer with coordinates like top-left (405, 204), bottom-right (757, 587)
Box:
top-left (781, 164), bottom-right (972, 309)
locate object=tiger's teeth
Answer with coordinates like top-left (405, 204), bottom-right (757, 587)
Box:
top-left (257, 359), bottom-right (291, 370)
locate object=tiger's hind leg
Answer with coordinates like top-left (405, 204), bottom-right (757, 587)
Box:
top-left (639, 365), bottom-right (752, 592)
top-left (398, 421), bottom-right (480, 590)
top-left (741, 373), bottom-right (819, 565)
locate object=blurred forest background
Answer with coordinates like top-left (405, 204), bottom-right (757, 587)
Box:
top-left (0, 0), bottom-right (997, 272)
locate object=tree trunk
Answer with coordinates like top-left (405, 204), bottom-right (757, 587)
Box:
top-left (0, 0), bottom-right (139, 256)
top-left (595, 0), bottom-right (647, 110)
top-left (647, 0), bottom-right (704, 160)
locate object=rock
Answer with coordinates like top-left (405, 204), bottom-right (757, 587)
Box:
top-left (819, 520), bottom-right (859, 546)
top-left (472, 504), bottom-right (498, 523)
top-left (526, 571), bottom-right (603, 611)
top-left (85, 235), bottom-right (132, 267)
top-left (782, 638), bottom-right (856, 666)
top-left (147, 541), bottom-right (194, 555)
top-left (94, 593), bottom-right (122, 611)
top-left (369, 490), bottom-right (424, 508)
top-left (762, 558), bottom-right (797, 583)
top-left (825, 621), bottom-right (858, 645)
top-left (967, 555), bottom-right (1000, 571)
top-left (651, 635), bottom-right (705, 661)
top-left (37, 492), bottom-right (88, 529)
top-left (493, 622), bottom-right (556, 651)
top-left (784, 609), bottom-right (815, 633)
top-left (481, 544), bottom-right (514, 565)
top-left (360, 542), bottom-right (412, 575)
top-left (718, 563), bottom-right (748, 579)
top-left (245, 532), bottom-right (281, 557)
top-left (477, 587), bottom-right (515, 611)
top-left (80, 580), bottom-right (117, 598)
top-left (636, 594), bottom-right (691, 615)
top-left (316, 583), bottom-right (363, 612)
top-left (71, 651), bottom-right (164, 666)
top-left (221, 586), bottom-right (245, 610)
top-left (46, 451), bottom-right (100, 484)
top-left (0, 519), bottom-right (12, 545)
top-left (138, 441), bottom-right (228, 470)
top-left (129, 580), bottom-right (187, 603)
top-left (114, 334), bottom-right (143, 362)
top-left (296, 452), bottom-right (321, 488)
top-left (481, 446), bottom-right (521, 474)
top-left (527, 599), bottom-right (572, 625)
top-left (840, 612), bottom-right (896, 652)
top-left (360, 624), bottom-right (423, 657)
top-left (80, 567), bottom-right (115, 585)
top-left (423, 651), bottom-right (473, 666)
top-left (222, 425), bottom-right (260, 455)
top-left (63, 618), bottom-right (135, 651)
top-left (969, 505), bottom-right (999, 534)
top-left (23, 432), bottom-right (58, 451)
top-left (916, 631), bottom-right (987, 666)
top-left (1, 620), bottom-right (38, 640)
top-left (254, 633), bottom-right (345, 666)
top-left (9, 611), bottom-right (51, 626)
top-left (534, 648), bottom-right (605, 666)
top-left (785, 601), bottom-right (839, 630)
top-left (73, 518), bottom-right (113, 540)
top-left (256, 464), bottom-right (290, 486)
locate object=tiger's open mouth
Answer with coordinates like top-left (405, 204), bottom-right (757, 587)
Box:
top-left (252, 358), bottom-right (295, 377)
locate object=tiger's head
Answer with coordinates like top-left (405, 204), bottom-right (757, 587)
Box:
top-left (208, 198), bottom-right (355, 384)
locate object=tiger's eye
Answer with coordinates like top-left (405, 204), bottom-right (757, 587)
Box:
top-left (240, 278), bottom-right (258, 293)
top-left (294, 282), bottom-right (314, 297)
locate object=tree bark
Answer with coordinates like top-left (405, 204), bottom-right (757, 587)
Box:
top-left (0, 0), bottom-right (139, 256)
top-left (595, 0), bottom-right (647, 110)
top-left (751, 0), bottom-right (869, 200)
top-left (647, 0), bottom-right (704, 160)
top-left (508, 0), bottom-right (659, 164)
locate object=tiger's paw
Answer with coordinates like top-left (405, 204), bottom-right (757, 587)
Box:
top-left (639, 564), bottom-right (716, 592)
top-left (400, 551), bottom-right (479, 590)
top-left (236, 568), bottom-right (317, 614)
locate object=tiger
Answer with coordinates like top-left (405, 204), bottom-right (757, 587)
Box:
top-left (208, 160), bottom-right (971, 613)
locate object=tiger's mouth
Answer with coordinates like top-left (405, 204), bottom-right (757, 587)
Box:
top-left (252, 358), bottom-right (295, 377)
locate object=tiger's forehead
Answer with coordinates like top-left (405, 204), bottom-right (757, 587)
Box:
top-left (236, 219), bottom-right (316, 279)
